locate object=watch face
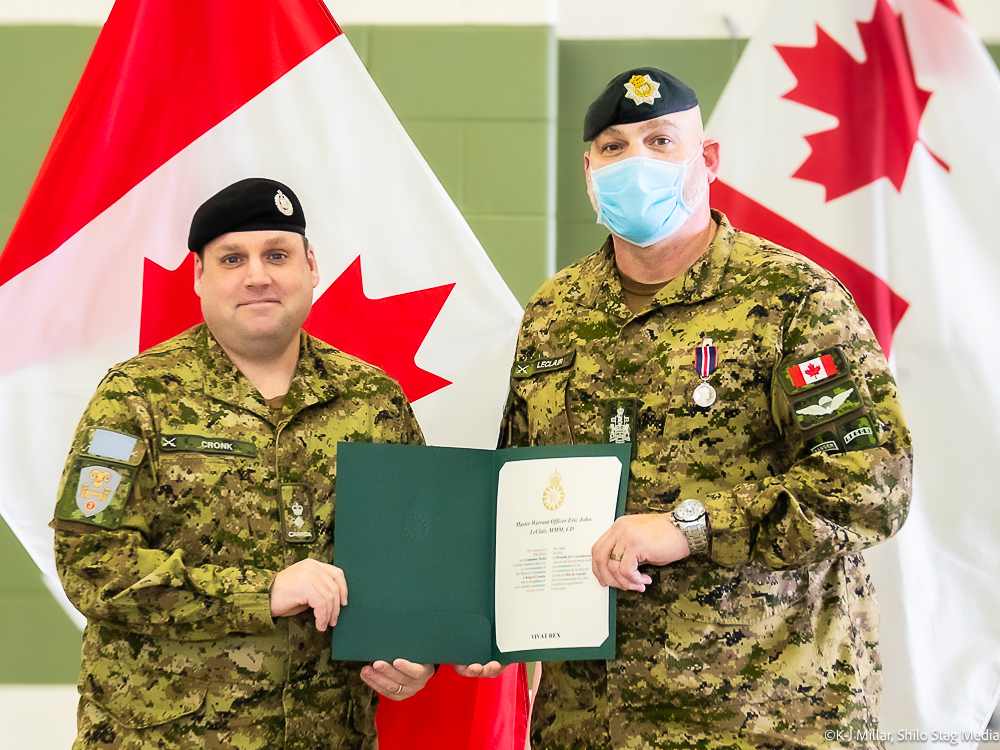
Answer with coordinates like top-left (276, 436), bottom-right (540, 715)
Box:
top-left (674, 499), bottom-right (704, 522)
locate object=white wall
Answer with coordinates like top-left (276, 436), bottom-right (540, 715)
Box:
top-left (2, 0), bottom-right (999, 41)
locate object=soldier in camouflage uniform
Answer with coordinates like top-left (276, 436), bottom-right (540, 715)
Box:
top-left (498, 69), bottom-right (912, 748)
top-left (53, 178), bottom-right (435, 749)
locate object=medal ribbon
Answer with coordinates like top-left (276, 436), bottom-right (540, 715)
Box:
top-left (694, 340), bottom-right (717, 379)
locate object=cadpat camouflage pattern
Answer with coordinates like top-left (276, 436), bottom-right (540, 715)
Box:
top-left (53, 325), bottom-right (423, 750)
top-left (501, 212), bottom-right (912, 749)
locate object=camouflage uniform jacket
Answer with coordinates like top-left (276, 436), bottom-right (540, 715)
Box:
top-left (53, 324), bottom-right (423, 749)
top-left (501, 213), bottom-right (912, 748)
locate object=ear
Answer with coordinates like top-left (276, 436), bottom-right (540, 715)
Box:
top-left (193, 253), bottom-right (204, 298)
top-left (583, 150), bottom-right (592, 177)
top-left (702, 139), bottom-right (721, 183)
top-left (306, 244), bottom-right (320, 289)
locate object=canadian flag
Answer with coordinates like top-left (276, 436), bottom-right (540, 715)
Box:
top-left (0, 0), bottom-right (528, 747)
top-left (708, 0), bottom-right (1000, 742)
top-left (788, 353), bottom-right (838, 387)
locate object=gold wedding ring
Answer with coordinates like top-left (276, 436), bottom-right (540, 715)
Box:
top-left (609, 552), bottom-right (623, 562)
top-left (394, 683), bottom-right (403, 695)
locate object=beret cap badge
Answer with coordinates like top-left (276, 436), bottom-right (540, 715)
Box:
top-left (624, 74), bottom-right (661, 106)
top-left (274, 190), bottom-right (294, 217)
top-left (583, 67), bottom-right (698, 142)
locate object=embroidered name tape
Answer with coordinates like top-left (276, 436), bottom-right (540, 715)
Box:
top-left (160, 434), bottom-right (257, 457)
top-left (512, 351), bottom-right (576, 379)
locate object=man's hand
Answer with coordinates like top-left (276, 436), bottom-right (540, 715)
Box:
top-left (361, 659), bottom-right (436, 700)
top-left (453, 662), bottom-right (505, 679)
top-left (269, 558), bottom-right (348, 631)
top-left (591, 513), bottom-right (690, 592)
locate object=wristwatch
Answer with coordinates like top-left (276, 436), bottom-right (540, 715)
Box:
top-left (672, 498), bottom-right (708, 554)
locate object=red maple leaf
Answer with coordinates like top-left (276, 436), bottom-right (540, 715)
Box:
top-left (140, 255), bottom-right (454, 402)
top-left (775, 0), bottom-right (948, 201)
top-left (804, 363), bottom-right (822, 378)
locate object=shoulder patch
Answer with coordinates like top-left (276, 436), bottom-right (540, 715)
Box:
top-left (511, 351), bottom-right (575, 379)
top-left (87, 428), bottom-right (143, 464)
top-left (789, 379), bottom-right (863, 431)
top-left (777, 347), bottom-right (849, 396)
top-left (55, 460), bottom-right (137, 529)
top-left (54, 428), bottom-right (147, 529)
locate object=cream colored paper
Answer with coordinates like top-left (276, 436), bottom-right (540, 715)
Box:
top-left (494, 456), bottom-right (622, 653)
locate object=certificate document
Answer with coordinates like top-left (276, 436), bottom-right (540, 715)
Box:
top-left (494, 457), bottom-right (623, 653)
top-left (331, 442), bottom-right (630, 665)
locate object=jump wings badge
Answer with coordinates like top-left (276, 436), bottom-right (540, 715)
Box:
top-left (624, 74), bottom-right (661, 106)
top-left (76, 466), bottom-right (123, 517)
top-left (542, 469), bottom-right (565, 510)
top-left (693, 338), bottom-right (718, 407)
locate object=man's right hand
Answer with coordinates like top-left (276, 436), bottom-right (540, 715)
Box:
top-left (453, 662), bottom-right (504, 679)
top-left (270, 558), bottom-right (348, 631)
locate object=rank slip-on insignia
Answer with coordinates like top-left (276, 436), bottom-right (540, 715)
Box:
top-left (280, 484), bottom-right (315, 543)
top-left (75, 466), bottom-right (123, 517)
top-left (624, 74), bottom-right (661, 106)
top-left (604, 397), bottom-right (638, 458)
top-left (692, 337), bottom-right (718, 407)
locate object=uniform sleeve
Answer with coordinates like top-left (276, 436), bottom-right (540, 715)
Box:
top-left (52, 371), bottom-right (277, 641)
top-left (704, 278), bottom-right (913, 570)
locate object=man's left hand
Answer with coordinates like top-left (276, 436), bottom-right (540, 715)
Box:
top-left (360, 659), bottom-right (436, 701)
top-left (592, 513), bottom-right (690, 592)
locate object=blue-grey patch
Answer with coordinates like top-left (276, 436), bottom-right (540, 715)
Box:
top-left (87, 429), bottom-right (139, 463)
top-left (76, 465), bottom-right (123, 517)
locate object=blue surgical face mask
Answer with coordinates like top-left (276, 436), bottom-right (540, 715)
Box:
top-left (590, 148), bottom-right (705, 247)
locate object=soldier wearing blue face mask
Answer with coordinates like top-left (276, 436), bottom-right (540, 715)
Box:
top-left (471, 68), bottom-right (913, 748)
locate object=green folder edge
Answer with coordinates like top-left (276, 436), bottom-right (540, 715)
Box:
top-left (331, 442), bottom-right (632, 666)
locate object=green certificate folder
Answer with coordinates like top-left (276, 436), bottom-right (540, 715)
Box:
top-left (331, 442), bottom-right (631, 665)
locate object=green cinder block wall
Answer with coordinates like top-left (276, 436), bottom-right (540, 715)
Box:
top-left (345, 25), bottom-right (556, 306)
top-left (1, 24), bottom-right (1000, 685)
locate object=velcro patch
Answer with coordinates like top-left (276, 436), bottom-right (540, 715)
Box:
top-left (55, 458), bottom-right (137, 529)
top-left (604, 397), bottom-right (638, 459)
top-left (838, 415), bottom-right (878, 451)
top-left (778, 347), bottom-right (850, 395)
top-left (511, 351), bottom-right (575, 379)
top-left (790, 379), bottom-right (863, 431)
top-left (280, 484), bottom-right (315, 544)
top-left (805, 430), bottom-right (841, 456)
top-left (160, 434), bottom-right (257, 457)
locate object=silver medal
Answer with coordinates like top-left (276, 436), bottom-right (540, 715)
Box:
top-left (693, 382), bottom-right (717, 407)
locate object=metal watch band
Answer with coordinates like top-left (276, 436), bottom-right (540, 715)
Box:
top-left (680, 521), bottom-right (708, 554)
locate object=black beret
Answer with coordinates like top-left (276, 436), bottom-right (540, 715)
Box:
top-left (188, 177), bottom-right (306, 252)
top-left (583, 67), bottom-right (699, 142)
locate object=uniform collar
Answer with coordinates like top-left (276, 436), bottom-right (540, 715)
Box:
top-left (574, 210), bottom-right (738, 318)
top-left (197, 326), bottom-right (339, 422)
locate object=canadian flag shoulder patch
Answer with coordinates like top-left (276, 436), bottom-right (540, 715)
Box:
top-left (779, 347), bottom-right (849, 395)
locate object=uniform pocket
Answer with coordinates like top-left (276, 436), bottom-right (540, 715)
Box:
top-left (516, 370), bottom-right (575, 445)
top-left (660, 561), bottom-right (809, 625)
top-left (80, 667), bottom-right (207, 729)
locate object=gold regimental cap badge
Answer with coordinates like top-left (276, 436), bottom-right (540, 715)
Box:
top-left (275, 190), bottom-right (294, 216)
top-left (624, 74), bottom-right (661, 106)
top-left (542, 468), bottom-right (565, 510)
